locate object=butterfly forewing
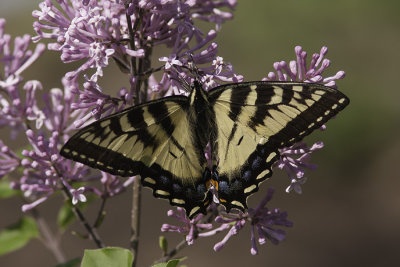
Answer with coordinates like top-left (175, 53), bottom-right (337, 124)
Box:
top-left (61, 96), bottom-right (212, 218)
top-left (209, 82), bottom-right (349, 212)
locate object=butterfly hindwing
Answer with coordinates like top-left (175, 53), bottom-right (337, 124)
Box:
top-left (60, 96), bottom-right (212, 217)
top-left (209, 82), bottom-right (349, 212)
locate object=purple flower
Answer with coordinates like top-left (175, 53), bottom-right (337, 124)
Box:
top-left (0, 20), bottom-right (45, 135)
top-left (70, 78), bottom-right (123, 127)
top-left (98, 172), bottom-right (135, 197)
top-left (263, 46), bottom-right (345, 88)
top-left (32, 0), bottom-right (143, 81)
top-left (70, 186), bottom-right (87, 205)
top-left (15, 130), bottom-right (62, 211)
top-left (0, 18), bottom-right (45, 84)
top-left (162, 188), bottom-right (291, 255)
top-left (211, 188), bottom-right (292, 254)
top-left (32, 0), bottom-right (236, 85)
top-left (159, 55), bottom-right (183, 70)
top-left (247, 188), bottom-right (293, 255)
top-left (263, 46), bottom-right (345, 193)
top-left (213, 214), bottom-right (246, 252)
top-left (0, 140), bottom-right (20, 178)
top-left (276, 142), bottom-right (324, 194)
top-left (161, 207), bottom-right (213, 245)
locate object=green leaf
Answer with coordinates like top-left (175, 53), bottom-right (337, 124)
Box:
top-left (152, 258), bottom-right (185, 267)
top-left (81, 247), bottom-right (133, 267)
top-left (54, 258), bottom-right (80, 267)
top-left (57, 202), bottom-right (75, 230)
top-left (0, 216), bottom-right (39, 255)
top-left (0, 180), bottom-right (18, 199)
top-left (159, 235), bottom-right (168, 254)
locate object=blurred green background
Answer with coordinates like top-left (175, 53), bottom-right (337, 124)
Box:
top-left (1, 0), bottom-right (399, 266)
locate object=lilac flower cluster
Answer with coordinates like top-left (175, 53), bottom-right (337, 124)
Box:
top-left (265, 46), bottom-right (345, 194)
top-left (0, 18), bottom-right (45, 133)
top-left (277, 141), bottom-right (324, 194)
top-left (0, 18), bottom-right (132, 212)
top-left (263, 46), bottom-right (345, 88)
top-left (32, 0), bottom-right (240, 126)
top-left (162, 188), bottom-right (293, 255)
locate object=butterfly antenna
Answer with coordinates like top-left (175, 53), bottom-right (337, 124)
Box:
top-left (188, 53), bottom-right (202, 83)
top-left (170, 64), bottom-right (190, 93)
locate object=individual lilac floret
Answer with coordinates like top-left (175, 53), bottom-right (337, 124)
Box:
top-left (161, 207), bottom-right (213, 245)
top-left (70, 186), bottom-right (87, 205)
top-left (211, 188), bottom-right (292, 254)
top-left (199, 54), bottom-right (243, 91)
top-left (263, 46), bottom-right (345, 88)
top-left (213, 214), bottom-right (246, 252)
top-left (275, 142), bottom-right (324, 194)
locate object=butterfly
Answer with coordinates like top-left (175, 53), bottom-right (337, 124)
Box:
top-left (60, 80), bottom-right (349, 218)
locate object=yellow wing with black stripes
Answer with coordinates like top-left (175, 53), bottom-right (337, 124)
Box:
top-left (61, 80), bottom-right (349, 218)
top-left (60, 96), bottom-right (212, 218)
top-left (208, 82), bottom-right (349, 212)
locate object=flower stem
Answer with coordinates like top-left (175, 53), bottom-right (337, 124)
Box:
top-left (53, 165), bottom-right (105, 248)
top-left (157, 239), bottom-right (188, 263)
top-left (130, 176), bottom-right (142, 267)
top-left (93, 197), bottom-right (107, 228)
top-left (61, 185), bottom-right (105, 248)
top-left (125, 6), bottom-right (146, 267)
top-left (30, 208), bottom-right (66, 263)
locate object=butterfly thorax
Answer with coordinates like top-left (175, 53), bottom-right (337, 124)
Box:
top-left (188, 81), bottom-right (217, 161)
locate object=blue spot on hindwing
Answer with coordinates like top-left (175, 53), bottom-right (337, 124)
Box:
top-left (197, 184), bottom-right (207, 194)
top-left (159, 175), bottom-right (170, 186)
top-left (251, 156), bottom-right (262, 170)
top-left (218, 180), bottom-right (229, 194)
top-left (242, 170), bottom-right (252, 182)
top-left (172, 183), bottom-right (182, 193)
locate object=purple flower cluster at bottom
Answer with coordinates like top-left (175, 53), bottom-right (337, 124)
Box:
top-left (162, 188), bottom-right (292, 255)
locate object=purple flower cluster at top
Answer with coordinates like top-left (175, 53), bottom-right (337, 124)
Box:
top-left (264, 46), bottom-right (345, 194)
top-left (263, 46), bottom-right (345, 88)
top-left (32, 0), bottom-right (240, 125)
